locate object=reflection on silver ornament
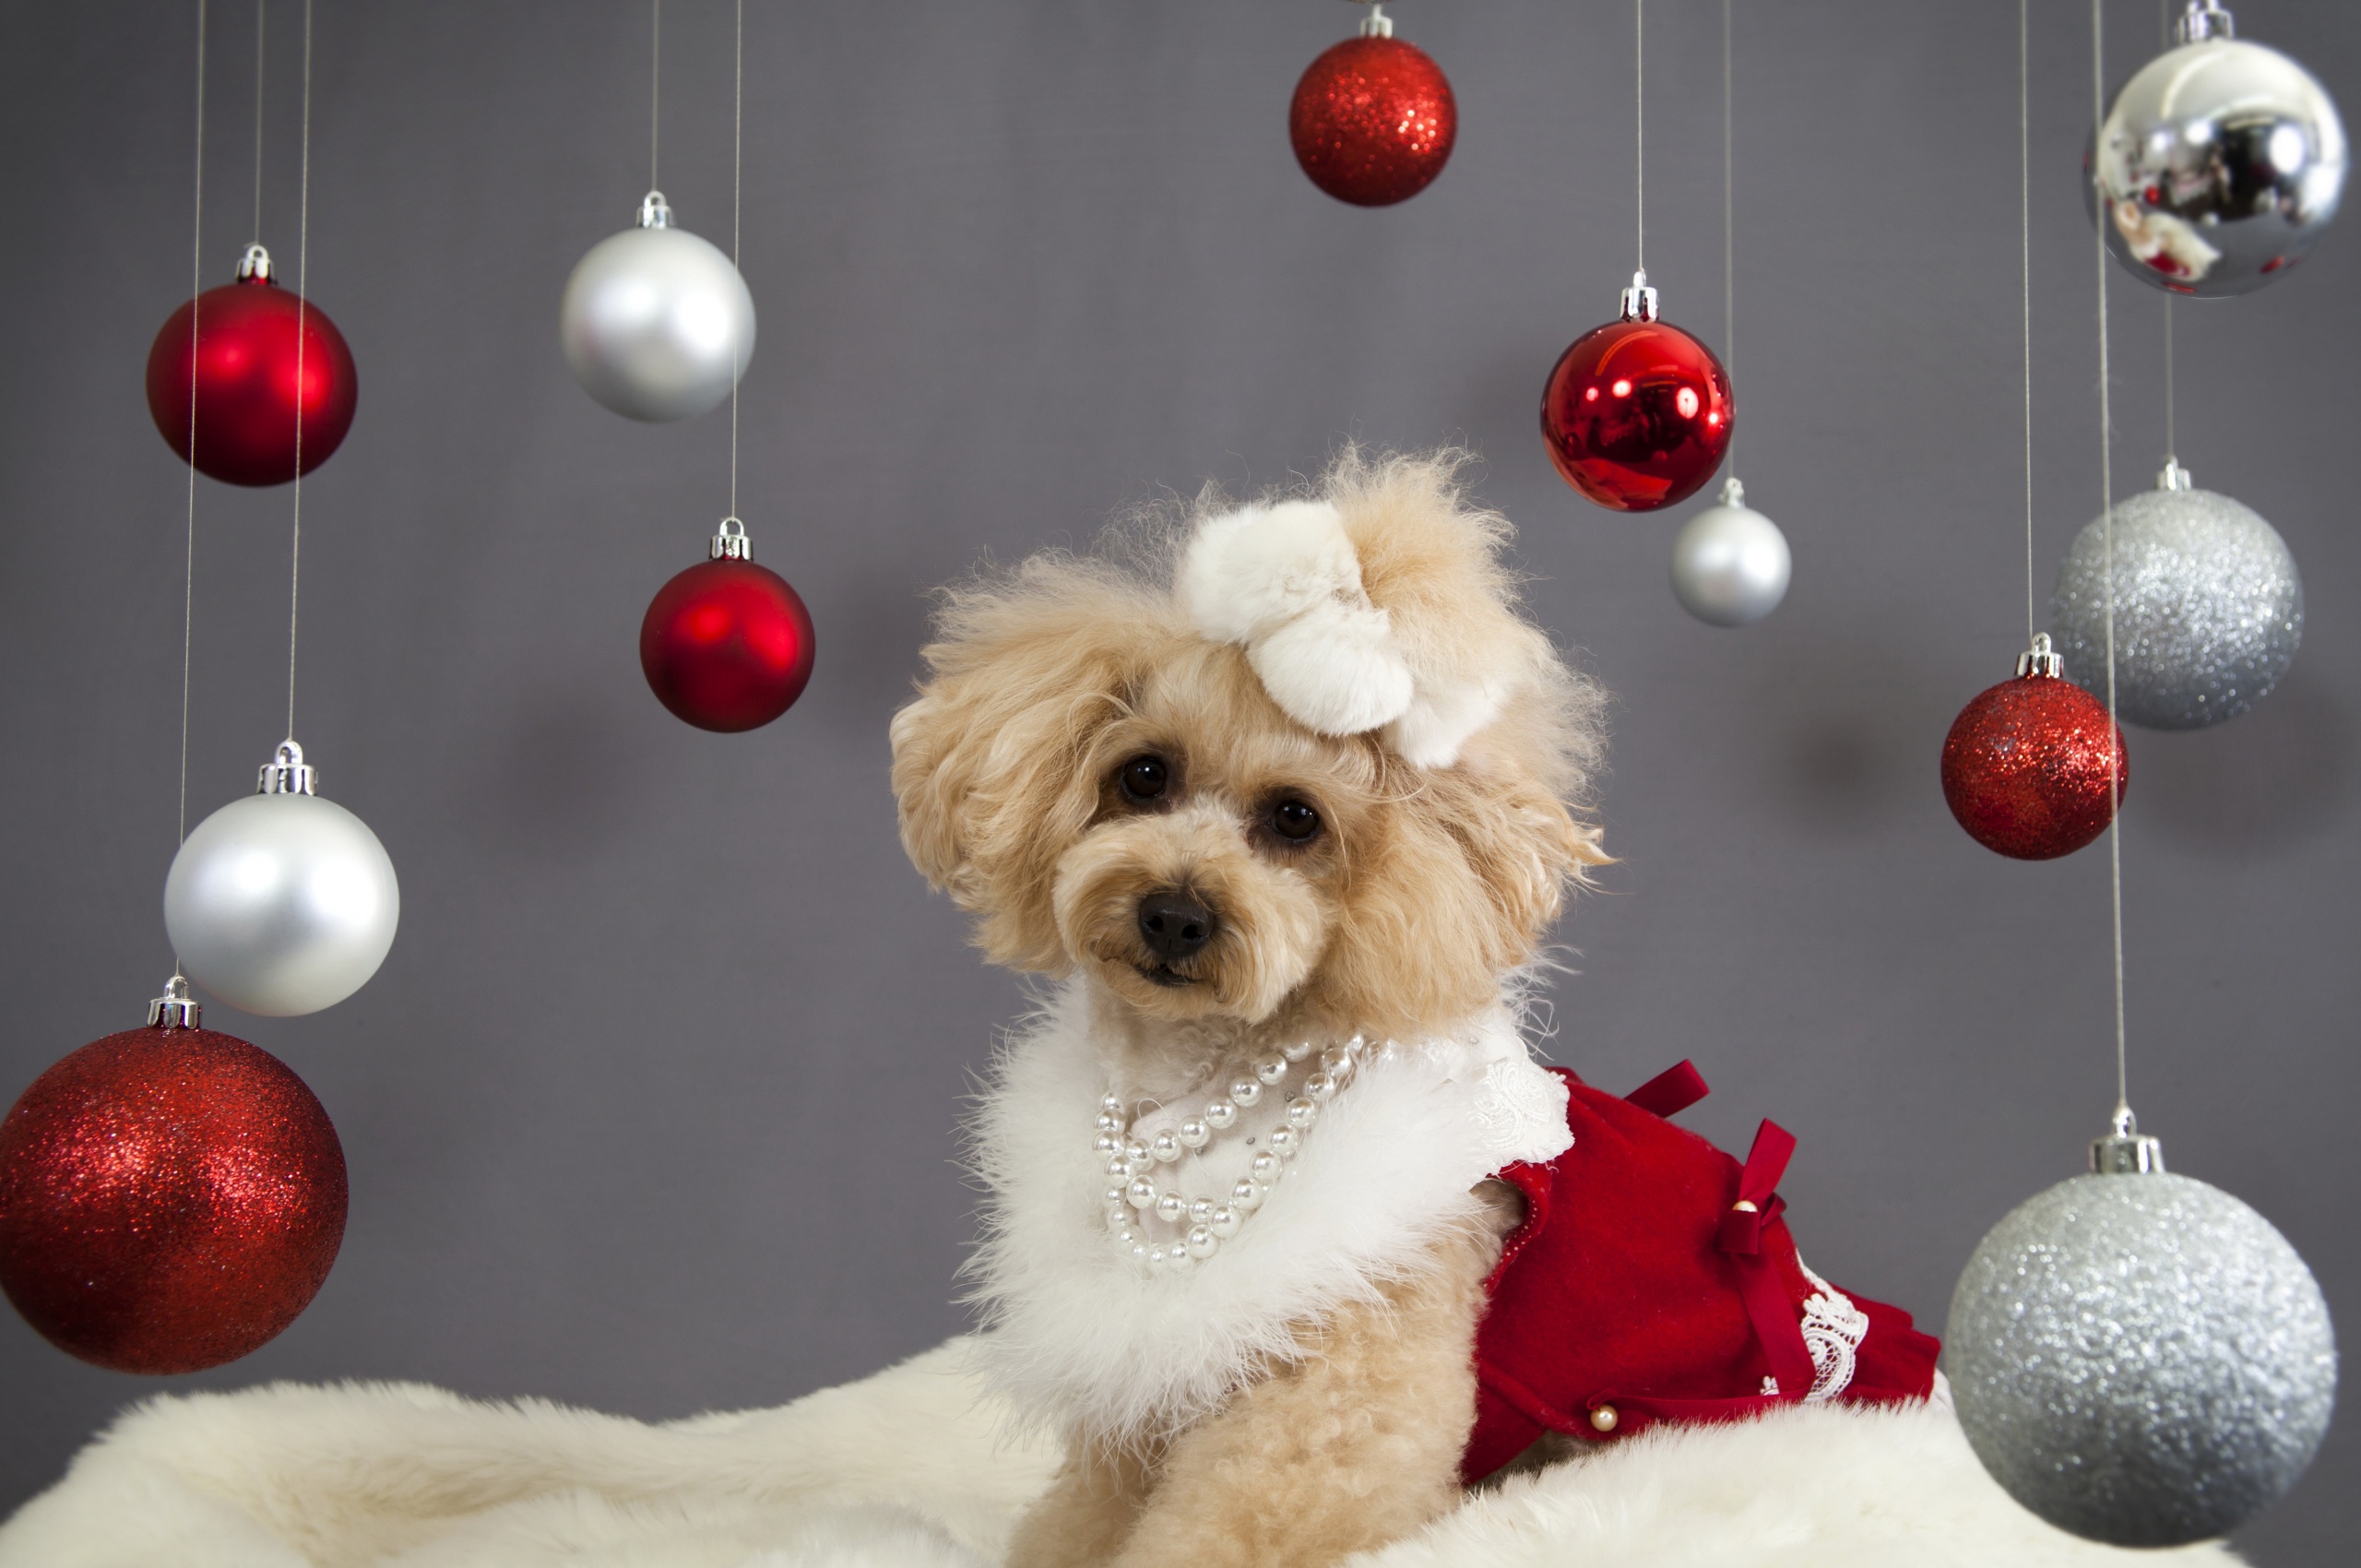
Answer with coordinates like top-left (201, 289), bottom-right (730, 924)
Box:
top-left (560, 192), bottom-right (756, 422)
top-left (1946, 1113), bottom-right (2336, 1547)
top-left (2048, 462), bottom-right (2301, 731)
top-left (2090, 4), bottom-right (2345, 297)
top-left (164, 742), bottom-right (400, 1018)
top-left (1669, 477), bottom-right (1789, 627)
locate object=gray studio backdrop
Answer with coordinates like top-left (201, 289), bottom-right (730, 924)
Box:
top-left (1, 1), bottom-right (2354, 1558)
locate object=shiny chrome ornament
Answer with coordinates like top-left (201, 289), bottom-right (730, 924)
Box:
top-left (1668, 477), bottom-right (1791, 627)
top-left (559, 192), bottom-right (756, 422)
top-left (2090, 4), bottom-right (2346, 296)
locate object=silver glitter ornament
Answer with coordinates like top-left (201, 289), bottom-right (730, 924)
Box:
top-left (1669, 477), bottom-right (1790, 627)
top-left (2048, 463), bottom-right (2300, 731)
top-left (2089, 3), bottom-right (2345, 297)
top-left (560, 192), bottom-right (756, 422)
top-left (1947, 1115), bottom-right (2336, 1547)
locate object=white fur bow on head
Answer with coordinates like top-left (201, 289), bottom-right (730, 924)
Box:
top-left (1179, 501), bottom-right (1502, 768)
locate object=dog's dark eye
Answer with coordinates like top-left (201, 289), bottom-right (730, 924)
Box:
top-left (1271, 800), bottom-right (1322, 843)
top-left (1120, 755), bottom-right (1169, 803)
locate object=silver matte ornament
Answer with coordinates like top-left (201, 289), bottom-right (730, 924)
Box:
top-left (1669, 477), bottom-right (1790, 627)
top-left (1946, 1114), bottom-right (2336, 1547)
top-left (2048, 462), bottom-right (2301, 730)
top-left (164, 742), bottom-right (401, 1017)
top-left (2090, 3), bottom-right (2346, 297)
top-left (560, 192), bottom-right (756, 422)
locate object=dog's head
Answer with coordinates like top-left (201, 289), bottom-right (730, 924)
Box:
top-left (889, 450), bottom-right (1608, 1041)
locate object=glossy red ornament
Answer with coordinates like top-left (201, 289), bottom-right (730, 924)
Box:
top-left (641, 525), bottom-right (815, 732)
top-left (1941, 642), bottom-right (2129, 861)
top-left (0, 997), bottom-right (346, 1374)
top-left (1288, 26), bottom-right (1456, 208)
top-left (145, 246), bottom-right (358, 487)
top-left (1541, 279), bottom-right (1734, 512)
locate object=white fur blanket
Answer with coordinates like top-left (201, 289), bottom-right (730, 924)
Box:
top-left (0, 1336), bottom-right (2241, 1567)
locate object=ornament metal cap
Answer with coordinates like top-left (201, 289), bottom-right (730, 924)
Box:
top-left (1356, 1), bottom-right (1394, 40)
top-left (2158, 458), bottom-right (2194, 493)
top-left (148, 974), bottom-right (201, 1029)
top-left (2091, 1105), bottom-right (2167, 1174)
top-left (235, 243), bottom-right (275, 283)
top-left (1619, 268), bottom-right (1660, 323)
top-left (2175, 1), bottom-right (2235, 43)
top-left (709, 517), bottom-right (753, 561)
top-left (637, 190), bottom-right (675, 230)
top-left (2016, 631), bottom-right (2066, 680)
top-left (256, 739), bottom-right (318, 797)
top-left (1719, 475), bottom-right (1746, 506)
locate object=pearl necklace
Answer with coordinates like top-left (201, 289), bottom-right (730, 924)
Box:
top-left (1095, 1034), bottom-right (1371, 1268)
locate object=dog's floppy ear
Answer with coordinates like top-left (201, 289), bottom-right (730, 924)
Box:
top-left (890, 558), bottom-right (1163, 972)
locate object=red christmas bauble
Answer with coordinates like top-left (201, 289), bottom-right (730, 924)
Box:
top-left (1941, 671), bottom-right (2129, 861)
top-left (1288, 34), bottom-right (1457, 207)
top-left (0, 1024), bottom-right (346, 1373)
top-left (1541, 317), bottom-right (1734, 512)
top-left (641, 557), bottom-right (816, 732)
top-left (145, 269), bottom-right (359, 487)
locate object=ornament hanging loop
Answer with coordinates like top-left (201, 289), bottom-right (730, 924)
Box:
top-left (710, 516), bottom-right (752, 561)
top-left (2091, 1105), bottom-right (2166, 1174)
top-left (148, 974), bottom-right (202, 1030)
top-left (2017, 631), bottom-right (2064, 679)
top-left (1619, 268), bottom-right (1659, 323)
top-left (2176, 2), bottom-right (2235, 43)
top-left (257, 739), bottom-right (317, 796)
top-left (236, 243), bottom-right (274, 283)
top-left (637, 190), bottom-right (674, 231)
top-left (1355, 1), bottom-right (1394, 40)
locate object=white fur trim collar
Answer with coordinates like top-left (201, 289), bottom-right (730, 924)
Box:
top-left (964, 982), bottom-right (1572, 1443)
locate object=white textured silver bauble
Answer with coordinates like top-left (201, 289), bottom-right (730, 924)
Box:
top-left (165, 792), bottom-right (399, 1016)
top-left (2049, 471), bottom-right (2301, 730)
top-left (1670, 479), bottom-right (1790, 627)
top-left (559, 194), bottom-right (755, 422)
top-left (2091, 26), bottom-right (2345, 297)
top-left (1946, 1170), bottom-right (2336, 1546)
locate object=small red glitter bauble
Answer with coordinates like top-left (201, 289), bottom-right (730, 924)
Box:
top-left (0, 1025), bottom-right (346, 1373)
top-left (1289, 34), bottom-right (1457, 207)
top-left (1541, 317), bottom-right (1734, 512)
top-left (145, 264), bottom-right (359, 487)
top-left (1941, 672), bottom-right (2129, 860)
top-left (641, 557), bottom-right (816, 732)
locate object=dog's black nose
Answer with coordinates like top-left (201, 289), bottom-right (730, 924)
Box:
top-left (1137, 891), bottom-right (1215, 961)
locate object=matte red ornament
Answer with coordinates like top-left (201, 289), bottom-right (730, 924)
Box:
top-left (145, 246), bottom-right (358, 488)
top-left (1541, 278), bottom-right (1734, 513)
top-left (1288, 25), bottom-right (1456, 208)
top-left (641, 524), bottom-right (815, 732)
top-left (1941, 641), bottom-right (2129, 861)
top-left (0, 996), bottom-right (347, 1374)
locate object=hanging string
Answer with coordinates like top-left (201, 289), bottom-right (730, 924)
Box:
top-left (1634, 0), bottom-right (1645, 271)
top-left (180, 0), bottom-right (208, 868)
top-left (1722, 0), bottom-right (1734, 455)
top-left (250, 0), bottom-right (265, 243)
top-left (284, 0), bottom-right (312, 742)
top-left (2160, 0), bottom-right (2176, 465)
top-left (650, 0), bottom-right (660, 191)
top-left (2020, 0), bottom-right (2035, 644)
top-left (2091, 0), bottom-right (2128, 1120)
top-left (728, 0), bottom-right (742, 521)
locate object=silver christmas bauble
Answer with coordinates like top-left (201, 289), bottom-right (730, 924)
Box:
top-left (2048, 467), bottom-right (2301, 731)
top-left (559, 192), bottom-right (755, 422)
top-left (1669, 478), bottom-right (1790, 627)
top-left (2091, 11), bottom-right (2345, 297)
top-left (164, 745), bottom-right (399, 1017)
top-left (1947, 1142), bottom-right (2336, 1547)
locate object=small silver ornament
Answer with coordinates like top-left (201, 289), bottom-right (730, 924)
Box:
top-left (164, 742), bottom-right (401, 1017)
top-left (2048, 462), bottom-right (2301, 730)
top-left (1946, 1113), bottom-right (2336, 1547)
top-left (2090, 4), bottom-right (2346, 297)
top-left (559, 192), bottom-right (756, 422)
top-left (1668, 477), bottom-right (1790, 627)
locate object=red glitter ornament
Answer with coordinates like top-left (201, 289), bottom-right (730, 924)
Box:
top-left (1541, 274), bottom-right (1734, 513)
top-left (145, 245), bottom-right (358, 488)
top-left (641, 520), bottom-right (816, 733)
top-left (0, 982), bottom-right (346, 1374)
top-left (1941, 638), bottom-right (2129, 861)
top-left (1288, 17), bottom-right (1456, 208)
